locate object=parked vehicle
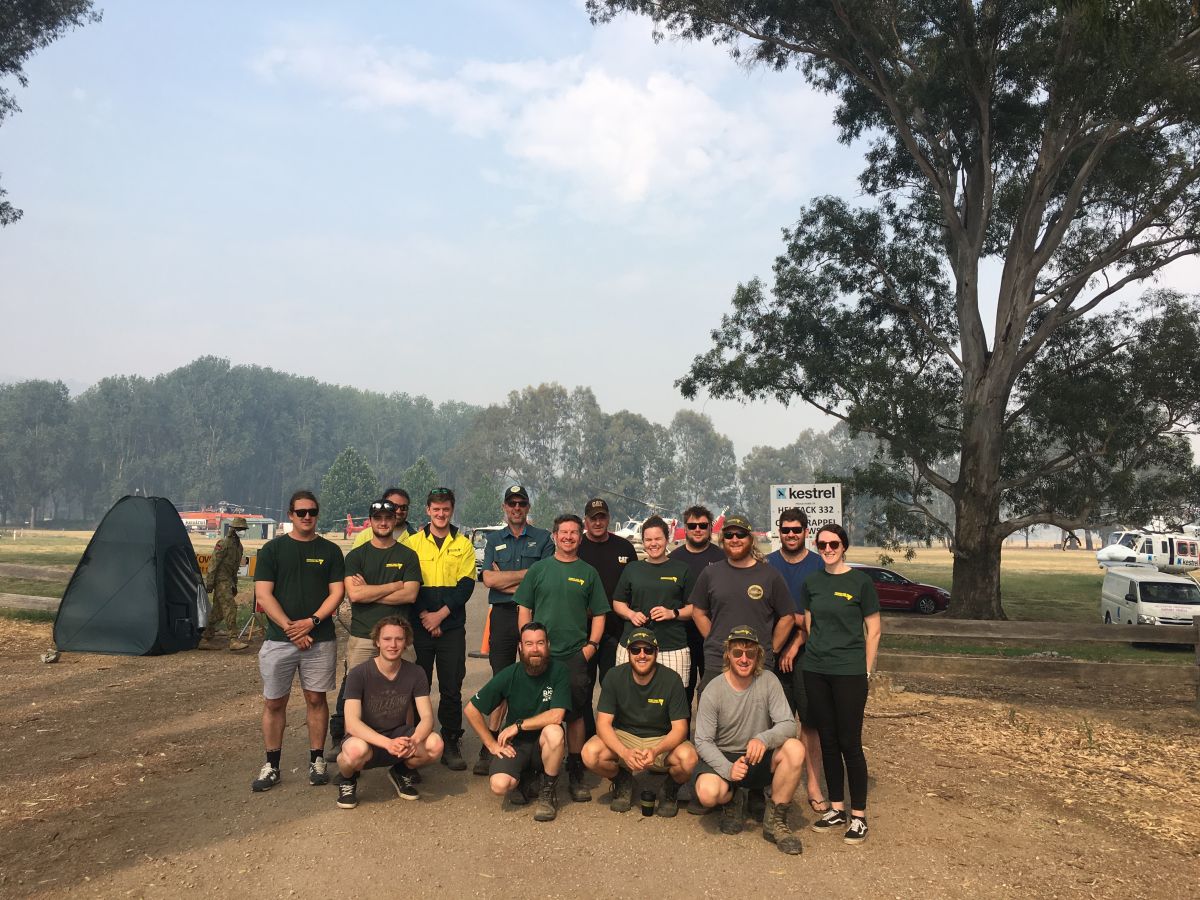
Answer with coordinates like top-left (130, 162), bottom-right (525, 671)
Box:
top-left (1096, 531), bottom-right (1200, 573)
top-left (849, 564), bottom-right (950, 614)
top-left (1100, 565), bottom-right (1200, 626)
top-left (466, 525), bottom-right (506, 577)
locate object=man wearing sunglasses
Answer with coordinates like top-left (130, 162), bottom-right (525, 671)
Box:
top-left (582, 629), bottom-right (696, 817)
top-left (694, 627), bottom-right (805, 855)
top-left (403, 487), bottom-right (477, 771)
top-left (668, 505), bottom-right (726, 709)
top-left (328, 499), bottom-right (423, 758)
top-left (351, 487), bottom-right (418, 548)
top-left (251, 490), bottom-right (345, 793)
top-left (475, 484), bottom-right (554, 775)
top-left (689, 514), bottom-right (794, 696)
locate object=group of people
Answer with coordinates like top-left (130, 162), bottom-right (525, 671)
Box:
top-left (244, 485), bottom-right (882, 853)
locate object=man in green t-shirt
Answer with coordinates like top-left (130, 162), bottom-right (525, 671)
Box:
top-left (350, 487), bottom-right (419, 548)
top-left (465, 622), bottom-right (570, 822)
top-left (328, 498), bottom-right (422, 754)
top-left (582, 629), bottom-right (697, 817)
top-left (515, 513), bottom-right (610, 803)
top-left (250, 490), bottom-right (345, 793)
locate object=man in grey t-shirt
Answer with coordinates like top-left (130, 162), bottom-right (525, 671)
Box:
top-left (693, 627), bottom-right (805, 855)
top-left (689, 515), bottom-right (794, 692)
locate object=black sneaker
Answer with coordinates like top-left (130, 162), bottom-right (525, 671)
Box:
top-left (387, 765), bottom-right (420, 801)
top-left (844, 816), bottom-right (868, 844)
top-left (335, 776), bottom-right (358, 809)
top-left (812, 808), bottom-right (848, 833)
top-left (251, 763), bottom-right (280, 792)
top-left (472, 745), bottom-right (492, 776)
top-left (441, 738), bottom-right (467, 771)
top-left (719, 787), bottom-right (747, 835)
top-left (308, 756), bottom-right (330, 786)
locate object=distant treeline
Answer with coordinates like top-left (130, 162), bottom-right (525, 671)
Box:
top-left (0, 356), bottom-right (901, 532)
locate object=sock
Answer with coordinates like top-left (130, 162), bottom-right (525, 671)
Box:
top-left (310, 748), bottom-right (323, 764)
top-left (567, 752), bottom-right (582, 771)
top-left (266, 749), bottom-right (282, 769)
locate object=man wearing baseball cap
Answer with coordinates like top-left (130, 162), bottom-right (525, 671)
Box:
top-left (689, 514), bottom-right (794, 695)
top-left (582, 628), bottom-right (697, 817)
top-left (694, 626), bottom-right (806, 854)
top-left (474, 484), bottom-right (554, 775)
top-left (576, 497), bottom-right (637, 687)
top-left (201, 516), bottom-right (250, 651)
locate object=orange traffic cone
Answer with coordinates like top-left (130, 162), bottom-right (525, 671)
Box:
top-left (470, 607), bottom-right (492, 659)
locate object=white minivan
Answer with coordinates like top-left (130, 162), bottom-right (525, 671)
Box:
top-left (1100, 566), bottom-right (1200, 626)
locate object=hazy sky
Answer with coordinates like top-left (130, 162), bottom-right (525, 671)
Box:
top-left (3, 2), bottom-right (1196, 460)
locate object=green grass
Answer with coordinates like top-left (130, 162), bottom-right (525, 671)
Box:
top-left (0, 577), bottom-right (67, 598)
top-left (0, 608), bottom-right (56, 623)
top-left (883, 634), bottom-right (1194, 664)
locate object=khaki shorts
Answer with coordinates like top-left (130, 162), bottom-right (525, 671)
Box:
top-left (613, 730), bottom-right (693, 772)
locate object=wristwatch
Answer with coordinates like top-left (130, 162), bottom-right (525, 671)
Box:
top-left (310, 615), bottom-right (321, 628)
top-left (585, 640), bottom-right (600, 651)
top-left (513, 719), bottom-right (524, 733)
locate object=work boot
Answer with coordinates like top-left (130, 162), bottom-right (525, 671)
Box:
top-left (228, 638), bottom-right (249, 651)
top-left (657, 778), bottom-right (682, 818)
top-left (719, 787), bottom-right (748, 835)
top-left (507, 771), bottom-right (530, 807)
top-left (472, 744), bottom-right (491, 776)
top-left (609, 768), bottom-right (634, 813)
top-left (533, 774), bottom-right (560, 822)
top-left (197, 634), bottom-right (221, 651)
top-left (567, 756), bottom-right (590, 802)
top-left (441, 734), bottom-right (467, 771)
top-left (763, 799), bottom-right (803, 855)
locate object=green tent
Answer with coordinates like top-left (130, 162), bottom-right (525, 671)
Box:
top-left (54, 496), bottom-right (206, 655)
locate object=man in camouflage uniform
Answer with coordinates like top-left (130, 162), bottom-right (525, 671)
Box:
top-left (201, 516), bottom-right (249, 651)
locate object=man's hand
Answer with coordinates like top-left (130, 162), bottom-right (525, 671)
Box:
top-left (489, 734), bottom-right (516, 758)
top-left (284, 617), bottom-right (313, 641)
top-left (388, 736), bottom-right (415, 758)
top-left (628, 748), bottom-right (655, 772)
top-left (348, 574), bottom-right (366, 587)
top-left (745, 738), bottom-right (767, 765)
top-left (628, 610), bottom-right (649, 626)
top-left (291, 634), bottom-right (313, 651)
top-left (497, 723), bottom-right (519, 749)
top-left (648, 606), bottom-right (675, 622)
top-left (581, 644), bottom-right (596, 662)
top-left (729, 757), bottom-right (749, 782)
top-left (419, 607), bottom-right (450, 633)
top-left (779, 640), bottom-right (800, 673)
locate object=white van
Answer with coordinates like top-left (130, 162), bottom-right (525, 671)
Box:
top-left (1100, 566), bottom-right (1200, 626)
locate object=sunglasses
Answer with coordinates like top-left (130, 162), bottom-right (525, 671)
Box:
top-left (391, 504), bottom-right (409, 511)
top-left (629, 645), bottom-right (657, 657)
top-left (429, 487), bottom-right (452, 498)
top-left (506, 500), bottom-right (529, 508)
top-left (779, 526), bottom-right (806, 535)
top-left (292, 508), bottom-right (319, 518)
top-left (722, 530), bottom-right (750, 541)
top-left (816, 540), bottom-right (843, 550)
top-left (728, 646), bottom-right (760, 659)
top-left (370, 501), bottom-right (396, 513)
top-left (686, 522), bottom-right (710, 530)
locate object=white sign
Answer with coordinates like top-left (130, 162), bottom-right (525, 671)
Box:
top-left (769, 483), bottom-right (843, 542)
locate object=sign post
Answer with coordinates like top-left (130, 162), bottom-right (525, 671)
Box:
top-left (770, 483), bottom-right (843, 546)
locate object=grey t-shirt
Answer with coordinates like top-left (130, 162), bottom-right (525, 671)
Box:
top-left (694, 671), bottom-right (795, 780)
top-left (343, 659), bottom-right (429, 736)
top-left (689, 560), bottom-right (794, 670)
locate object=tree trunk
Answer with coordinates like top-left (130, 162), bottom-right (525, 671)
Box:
top-left (948, 501), bottom-right (1006, 619)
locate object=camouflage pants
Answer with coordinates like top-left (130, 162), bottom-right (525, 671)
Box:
top-left (210, 585), bottom-right (239, 633)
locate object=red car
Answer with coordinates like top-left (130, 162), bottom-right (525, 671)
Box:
top-left (850, 564), bottom-right (950, 614)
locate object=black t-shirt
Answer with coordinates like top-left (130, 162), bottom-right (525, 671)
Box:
top-left (668, 542), bottom-right (726, 582)
top-left (577, 532), bottom-right (637, 639)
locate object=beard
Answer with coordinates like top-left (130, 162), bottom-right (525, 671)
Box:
top-left (520, 652), bottom-right (549, 676)
top-left (724, 542), bottom-right (752, 563)
top-left (685, 533), bottom-right (709, 549)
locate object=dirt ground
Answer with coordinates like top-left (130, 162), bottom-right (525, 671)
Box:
top-left (2, 584), bottom-right (1198, 900)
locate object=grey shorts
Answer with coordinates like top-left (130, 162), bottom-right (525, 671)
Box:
top-left (259, 639), bottom-right (337, 699)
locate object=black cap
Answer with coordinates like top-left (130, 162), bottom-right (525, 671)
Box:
top-left (584, 497), bottom-right (609, 517)
top-left (625, 628), bottom-right (659, 649)
top-left (724, 625), bottom-right (760, 645)
top-left (504, 484), bottom-right (530, 503)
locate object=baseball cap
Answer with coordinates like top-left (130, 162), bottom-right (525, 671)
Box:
top-left (724, 625), bottom-right (760, 646)
top-left (504, 484), bottom-right (530, 503)
top-left (721, 514), bottom-right (753, 535)
top-left (625, 628), bottom-right (659, 649)
top-left (584, 497), bottom-right (609, 517)
top-left (228, 517), bottom-right (248, 530)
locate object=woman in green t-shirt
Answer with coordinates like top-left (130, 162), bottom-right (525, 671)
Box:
top-left (800, 523), bottom-right (882, 845)
top-left (611, 516), bottom-right (695, 685)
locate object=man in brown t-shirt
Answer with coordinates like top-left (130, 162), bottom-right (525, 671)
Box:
top-left (334, 616), bottom-right (444, 808)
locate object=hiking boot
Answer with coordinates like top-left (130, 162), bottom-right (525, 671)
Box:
top-left (335, 775), bottom-right (358, 809)
top-left (687, 795), bottom-right (710, 815)
top-left (308, 756), bottom-right (329, 786)
top-left (387, 765), bottom-right (419, 801)
top-left (533, 774), bottom-right (560, 822)
top-left (844, 816), bottom-right (868, 845)
top-left (657, 778), bottom-right (682, 818)
top-left (763, 800), bottom-right (803, 855)
top-left (197, 635), bottom-right (221, 651)
top-left (719, 787), bottom-right (747, 835)
top-left (609, 768), bottom-right (634, 813)
top-left (441, 736), bottom-right (467, 771)
top-left (508, 771), bottom-right (529, 807)
top-left (228, 638), bottom-right (249, 651)
top-left (811, 808), bottom-right (849, 833)
top-left (251, 763), bottom-right (280, 792)
top-left (567, 757), bottom-right (590, 803)
top-left (472, 745), bottom-right (492, 776)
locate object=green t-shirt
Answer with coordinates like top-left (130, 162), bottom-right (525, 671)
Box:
top-left (799, 568), bottom-right (881, 675)
top-left (343, 540), bottom-right (422, 638)
top-left (513, 556), bottom-right (610, 659)
top-left (612, 558), bottom-right (695, 651)
top-left (597, 663), bottom-right (689, 738)
top-left (253, 534), bottom-right (345, 643)
top-left (470, 659), bottom-right (571, 727)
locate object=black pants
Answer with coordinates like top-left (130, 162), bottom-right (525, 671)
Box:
top-left (803, 670), bottom-right (869, 810)
top-left (487, 603), bottom-right (520, 676)
top-left (684, 621), bottom-right (705, 712)
top-left (413, 626), bottom-right (467, 739)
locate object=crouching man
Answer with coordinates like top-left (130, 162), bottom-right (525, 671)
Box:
top-left (694, 626), bottom-right (806, 855)
top-left (334, 616), bottom-right (444, 809)
top-left (581, 629), bottom-right (697, 817)
top-left (465, 622), bottom-right (569, 822)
